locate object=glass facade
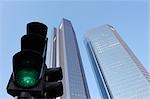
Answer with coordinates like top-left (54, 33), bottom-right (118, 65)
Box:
top-left (52, 19), bottom-right (90, 99)
top-left (85, 25), bottom-right (150, 99)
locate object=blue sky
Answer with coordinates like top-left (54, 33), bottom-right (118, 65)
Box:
top-left (0, 1), bottom-right (149, 99)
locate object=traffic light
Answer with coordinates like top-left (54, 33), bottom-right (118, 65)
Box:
top-left (14, 22), bottom-right (47, 89)
top-left (45, 67), bottom-right (63, 98)
top-left (7, 22), bottom-right (63, 98)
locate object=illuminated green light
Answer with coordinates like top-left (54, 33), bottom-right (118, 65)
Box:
top-left (16, 69), bottom-right (38, 88)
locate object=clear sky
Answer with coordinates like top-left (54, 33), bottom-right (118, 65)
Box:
top-left (0, 1), bottom-right (149, 99)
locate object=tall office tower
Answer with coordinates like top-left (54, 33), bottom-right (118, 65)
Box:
top-left (50, 27), bottom-right (57, 68)
top-left (84, 25), bottom-right (150, 99)
top-left (50, 28), bottom-right (57, 99)
top-left (50, 19), bottom-right (90, 99)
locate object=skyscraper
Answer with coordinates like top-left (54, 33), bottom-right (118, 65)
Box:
top-left (50, 19), bottom-right (90, 99)
top-left (50, 27), bottom-right (57, 68)
top-left (84, 25), bottom-right (150, 99)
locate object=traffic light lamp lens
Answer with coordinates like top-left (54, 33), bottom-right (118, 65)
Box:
top-left (16, 69), bottom-right (38, 88)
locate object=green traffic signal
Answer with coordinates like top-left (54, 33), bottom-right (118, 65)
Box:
top-left (16, 68), bottom-right (38, 88)
top-left (13, 50), bottom-right (44, 88)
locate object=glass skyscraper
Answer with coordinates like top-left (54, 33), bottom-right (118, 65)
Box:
top-left (84, 25), bottom-right (150, 99)
top-left (50, 19), bottom-right (90, 99)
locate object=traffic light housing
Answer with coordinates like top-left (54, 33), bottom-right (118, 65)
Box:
top-left (45, 67), bottom-right (63, 98)
top-left (7, 22), bottom-right (63, 98)
top-left (13, 22), bottom-right (47, 89)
